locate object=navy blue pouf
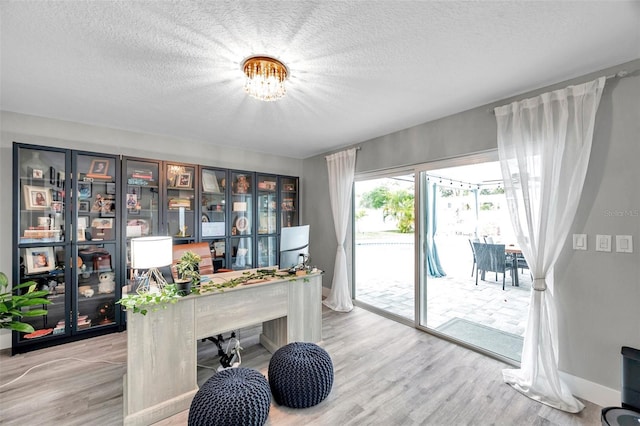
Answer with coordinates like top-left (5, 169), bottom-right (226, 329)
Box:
top-left (188, 367), bottom-right (270, 426)
top-left (268, 342), bottom-right (334, 408)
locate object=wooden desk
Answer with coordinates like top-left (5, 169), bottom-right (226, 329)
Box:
top-left (123, 270), bottom-right (323, 426)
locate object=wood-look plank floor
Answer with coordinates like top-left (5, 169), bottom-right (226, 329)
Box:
top-left (0, 306), bottom-right (602, 425)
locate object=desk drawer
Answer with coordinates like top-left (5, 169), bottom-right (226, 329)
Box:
top-left (194, 282), bottom-right (287, 339)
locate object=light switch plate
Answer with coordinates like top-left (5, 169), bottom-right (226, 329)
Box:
top-left (573, 234), bottom-right (587, 250)
top-left (596, 234), bottom-right (611, 252)
top-left (616, 235), bottom-right (633, 253)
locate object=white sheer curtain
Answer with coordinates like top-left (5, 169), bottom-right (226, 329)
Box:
top-left (495, 76), bottom-right (605, 412)
top-left (323, 148), bottom-right (357, 312)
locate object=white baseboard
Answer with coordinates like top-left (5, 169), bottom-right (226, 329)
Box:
top-left (560, 370), bottom-right (620, 408)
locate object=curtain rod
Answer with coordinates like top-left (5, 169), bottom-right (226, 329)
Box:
top-left (489, 69), bottom-right (632, 114)
top-left (324, 146), bottom-right (360, 159)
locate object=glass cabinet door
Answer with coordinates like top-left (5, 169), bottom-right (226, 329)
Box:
top-left (230, 171), bottom-right (253, 270)
top-left (74, 153), bottom-right (119, 331)
top-left (166, 163), bottom-right (196, 241)
top-left (280, 176), bottom-right (298, 228)
top-left (15, 145), bottom-right (69, 341)
top-left (231, 237), bottom-right (253, 270)
top-left (123, 158), bottom-right (161, 288)
top-left (257, 174), bottom-right (278, 235)
top-left (200, 168), bottom-right (226, 239)
top-left (257, 236), bottom-right (277, 268)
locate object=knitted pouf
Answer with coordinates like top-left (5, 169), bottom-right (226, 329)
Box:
top-left (268, 342), bottom-right (334, 408)
top-left (188, 367), bottom-right (271, 426)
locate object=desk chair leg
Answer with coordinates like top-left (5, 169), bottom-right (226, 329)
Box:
top-left (475, 266), bottom-right (479, 285)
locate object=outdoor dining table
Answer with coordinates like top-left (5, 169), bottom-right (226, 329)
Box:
top-left (506, 245), bottom-right (523, 287)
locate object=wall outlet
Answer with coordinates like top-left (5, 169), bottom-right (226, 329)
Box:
top-left (616, 235), bottom-right (633, 253)
top-left (596, 234), bottom-right (611, 252)
top-left (573, 234), bottom-right (587, 250)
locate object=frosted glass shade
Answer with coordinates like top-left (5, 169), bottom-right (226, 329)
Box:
top-left (130, 236), bottom-right (173, 269)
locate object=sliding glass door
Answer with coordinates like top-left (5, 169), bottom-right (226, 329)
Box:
top-left (418, 161), bottom-right (530, 362)
top-left (353, 173), bottom-right (415, 321)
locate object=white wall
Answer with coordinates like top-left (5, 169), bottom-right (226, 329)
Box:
top-left (0, 112), bottom-right (304, 350)
top-left (303, 59), bottom-right (640, 406)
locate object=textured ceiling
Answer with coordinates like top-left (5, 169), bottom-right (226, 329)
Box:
top-left (1, 1), bottom-right (639, 159)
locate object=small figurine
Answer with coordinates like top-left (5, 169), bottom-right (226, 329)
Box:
top-left (98, 271), bottom-right (116, 294)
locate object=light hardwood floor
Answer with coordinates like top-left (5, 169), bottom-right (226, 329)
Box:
top-left (0, 306), bottom-right (602, 425)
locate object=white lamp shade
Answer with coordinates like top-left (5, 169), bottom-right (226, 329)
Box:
top-left (130, 236), bottom-right (173, 269)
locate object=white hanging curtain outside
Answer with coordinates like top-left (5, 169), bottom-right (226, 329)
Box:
top-left (323, 148), bottom-right (358, 312)
top-left (495, 76), bottom-right (605, 412)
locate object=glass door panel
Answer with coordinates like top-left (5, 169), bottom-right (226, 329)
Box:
top-left (231, 237), bottom-right (253, 270)
top-left (257, 236), bottom-right (277, 268)
top-left (280, 177), bottom-right (298, 228)
top-left (166, 163), bottom-right (196, 241)
top-left (419, 162), bottom-right (529, 362)
top-left (201, 168), bottom-right (226, 239)
top-left (354, 174), bottom-right (415, 320)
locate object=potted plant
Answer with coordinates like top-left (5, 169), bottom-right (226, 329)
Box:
top-left (175, 250), bottom-right (201, 295)
top-left (0, 271), bottom-right (50, 333)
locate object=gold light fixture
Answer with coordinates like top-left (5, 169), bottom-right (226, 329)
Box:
top-left (241, 56), bottom-right (288, 102)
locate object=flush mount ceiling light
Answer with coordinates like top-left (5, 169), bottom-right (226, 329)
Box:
top-left (241, 55), bottom-right (288, 102)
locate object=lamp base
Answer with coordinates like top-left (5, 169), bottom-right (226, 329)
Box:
top-left (135, 267), bottom-right (169, 294)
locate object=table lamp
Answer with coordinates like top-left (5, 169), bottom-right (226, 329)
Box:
top-left (130, 236), bottom-right (173, 293)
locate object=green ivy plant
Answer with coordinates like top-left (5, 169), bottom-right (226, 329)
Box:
top-left (117, 284), bottom-right (181, 316)
top-left (0, 271), bottom-right (50, 333)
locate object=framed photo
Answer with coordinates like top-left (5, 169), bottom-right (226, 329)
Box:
top-left (78, 200), bottom-right (90, 213)
top-left (175, 172), bottom-right (192, 188)
top-left (100, 198), bottom-right (116, 217)
top-left (25, 247), bottom-right (56, 274)
top-left (106, 182), bottom-right (116, 195)
top-left (51, 201), bottom-right (63, 214)
top-left (30, 168), bottom-right (44, 179)
top-left (78, 216), bottom-right (89, 229)
top-left (23, 185), bottom-right (51, 210)
top-left (92, 218), bottom-right (113, 229)
top-left (87, 159), bottom-right (110, 178)
top-left (126, 193), bottom-right (138, 209)
top-left (78, 182), bottom-right (92, 199)
top-left (202, 171), bottom-right (220, 193)
top-left (76, 226), bottom-right (86, 242)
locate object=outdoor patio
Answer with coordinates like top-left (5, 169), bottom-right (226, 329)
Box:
top-left (354, 236), bottom-right (531, 360)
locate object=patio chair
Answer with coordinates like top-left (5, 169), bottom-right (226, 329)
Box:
top-left (468, 238), bottom-right (480, 277)
top-left (473, 242), bottom-right (513, 290)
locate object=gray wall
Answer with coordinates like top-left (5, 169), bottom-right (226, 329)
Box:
top-left (303, 59), bottom-right (640, 398)
top-left (0, 112), bottom-right (303, 349)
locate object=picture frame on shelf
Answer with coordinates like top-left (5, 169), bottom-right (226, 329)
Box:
top-left (78, 216), bottom-right (89, 229)
top-left (175, 172), bottom-right (193, 188)
top-left (86, 159), bottom-right (110, 179)
top-left (30, 168), bottom-right (44, 180)
top-left (100, 198), bottom-right (116, 217)
top-left (25, 247), bottom-right (56, 274)
top-left (78, 182), bottom-right (92, 198)
top-left (202, 171), bottom-right (220, 193)
top-left (23, 185), bottom-right (51, 210)
top-left (51, 201), bottom-right (63, 214)
top-left (78, 200), bottom-right (90, 213)
top-left (106, 182), bottom-right (116, 195)
top-left (76, 226), bottom-right (86, 242)
top-left (92, 218), bottom-right (114, 229)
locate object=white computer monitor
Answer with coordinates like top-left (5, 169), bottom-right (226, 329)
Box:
top-left (279, 225), bottom-right (310, 269)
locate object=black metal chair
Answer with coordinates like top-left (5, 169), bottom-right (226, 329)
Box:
top-left (473, 242), bottom-right (513, 290)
